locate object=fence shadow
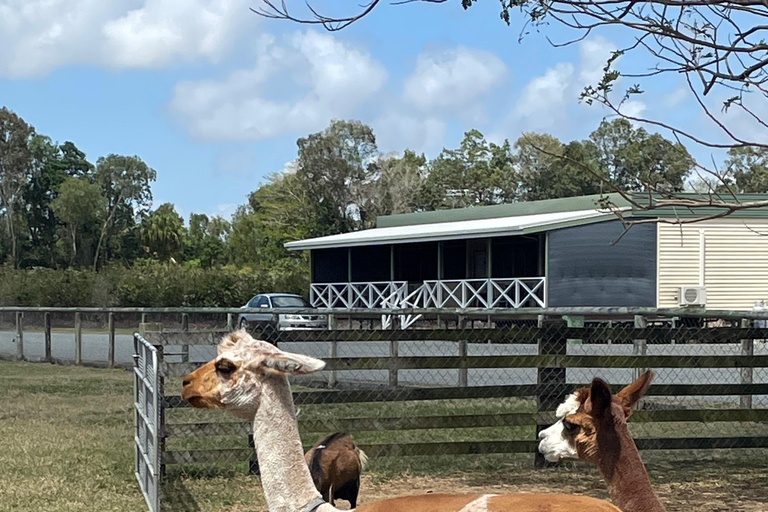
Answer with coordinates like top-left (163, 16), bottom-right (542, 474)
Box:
top-left (160, 477), bottom-right (201, 512)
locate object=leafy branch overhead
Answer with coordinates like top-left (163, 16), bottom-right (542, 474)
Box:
top-left (253, 0), bottom-right (768, 215)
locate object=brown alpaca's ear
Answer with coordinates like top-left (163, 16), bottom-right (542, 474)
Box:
top-left (616, 370), bottom-right (654, 418)
top-left (590, 378), bottom-right (613, 418)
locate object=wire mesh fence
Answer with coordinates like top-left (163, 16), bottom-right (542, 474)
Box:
top-left (2, 306), bottom-right (768, 509)
top-left (143, 310), bottom-right (768, 484)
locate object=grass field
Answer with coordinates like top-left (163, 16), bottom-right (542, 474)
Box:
top-left (1, 360), bottom-right (767, 512)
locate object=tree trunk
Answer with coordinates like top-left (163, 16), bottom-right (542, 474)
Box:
top-left (94, 189), bottom-right (124, 271)
top-left (70, 225), bottom-right (77, 266)
top-left (5, 204), bottom-right (16, 268)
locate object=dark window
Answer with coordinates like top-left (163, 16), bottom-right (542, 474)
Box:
top-left (442, 240), bottom-right (466, 280)
top-left (394, 242), bottom-right (438, 282)
top-left (467, 238), bottom-right (489, 278)
top-left (491, 235), bottom-right (542, 278)
top-left (351, 245), bottom-right (391, 281)
top-left (312, 248), bottom-right (348, 283)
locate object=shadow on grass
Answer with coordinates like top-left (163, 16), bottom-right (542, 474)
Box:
top-left (161, 477), bottom-right (201, 512)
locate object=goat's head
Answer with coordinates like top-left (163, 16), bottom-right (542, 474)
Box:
top-left (537, 370), bottom-right (654, 465)
top-left (181, 329), bottom-right (325, 419)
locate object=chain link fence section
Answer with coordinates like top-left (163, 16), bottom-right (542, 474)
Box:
top-left (148, 311), bottom-right (768, 482)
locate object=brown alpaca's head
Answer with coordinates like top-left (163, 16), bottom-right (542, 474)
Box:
top-left (538, 370), bottom-right (654, 464)
top-left (181, 329), bottom-right (326, 419)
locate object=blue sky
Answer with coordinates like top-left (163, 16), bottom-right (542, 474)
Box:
top-left (1, 0), bottom-right (744, 223)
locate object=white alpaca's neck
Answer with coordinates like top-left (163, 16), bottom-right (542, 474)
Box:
top-left (252, 374), bottom-right (339, 512)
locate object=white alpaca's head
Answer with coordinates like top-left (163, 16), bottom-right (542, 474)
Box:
top-left (181, 329), bottom-right (325, 419)
top-left (538, 371), bottom-right (654, 464)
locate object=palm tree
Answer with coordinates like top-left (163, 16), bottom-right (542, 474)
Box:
top-left (141, 203), bottom-right (185, 262)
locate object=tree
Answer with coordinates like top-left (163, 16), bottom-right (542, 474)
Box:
top-left (255, 0), bottom-right (768, 221)
top-left (514, 134), bottom-right (606, 201)
top-left (0, 107), bottom-right (34, 268)
top-left (51, 177), bottom-right (105, 266)
top-left (588, 119), bottom-right (694, 193)
top-left (374, 150), bottom-right (428, 215)
top-left (141, 203), bottom-right (185, 262)
top-left (722, 147), bottom-right (768, 193)
top-left (23, 137), bottom-right (94, 267)
top-left (421, 130), bottom-right (516, 209)
top-left (93, 154), bottom-right (156, 270)
top-left (295, 119), bottom-right (379, 235)
top-left (187, 213), bottom-right (231, 268)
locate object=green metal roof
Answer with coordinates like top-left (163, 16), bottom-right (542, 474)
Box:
top-left (629, 193), bottom-right (768, 219)
top-left (376, 194), bottom-right (630, 228)
top-left (376, 192), bottom-right (768, 228)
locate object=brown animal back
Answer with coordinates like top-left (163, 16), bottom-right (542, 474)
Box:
top-left (353, 492), bottom-right (621, 511)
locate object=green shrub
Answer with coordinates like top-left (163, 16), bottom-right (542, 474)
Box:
top-left (0, 261), bottom-right (309, 307)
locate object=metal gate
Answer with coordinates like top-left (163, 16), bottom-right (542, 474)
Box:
top-left (133, 333), bottom-right (161, 512)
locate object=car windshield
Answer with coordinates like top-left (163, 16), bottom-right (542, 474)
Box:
top-left (271, 296), bottom-right (308, 308)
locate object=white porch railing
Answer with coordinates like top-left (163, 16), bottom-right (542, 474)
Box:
top-left (310, 281), bottom-right (408, 309)
top-left (310, 277), bottom-right (546, 310)
top-left (420, 278), bottom-right (546, 309)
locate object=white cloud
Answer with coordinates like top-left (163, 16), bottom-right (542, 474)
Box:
top-left (374, 113), bottom-right (446, 155)
top-left (403, 47), bottom-right (507, 111)
top-left (578, 35), bottom-right (617, 87)
top-left (515, 62), bottom-right (575, 122)
top-left (170, 30), bottom-right (387, 141)
top-left (618, 99), bottom-right (647, 120)
top-left (0, 0), bottom-right (249, 77)
top-left (215, 203), bottom-right (237, 219)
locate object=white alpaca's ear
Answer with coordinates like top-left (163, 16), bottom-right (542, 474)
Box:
top-left (259, 352), bottom-right (326, 375)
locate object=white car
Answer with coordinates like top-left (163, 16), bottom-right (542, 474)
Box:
top-left (237, 293), bottom-right (328, 332)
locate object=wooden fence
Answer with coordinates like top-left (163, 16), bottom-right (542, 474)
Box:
top-left (146, 319), bottom-right (768, 475)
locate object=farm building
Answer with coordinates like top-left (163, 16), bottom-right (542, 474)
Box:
top-left (285, 193), bottom-right (768, 311)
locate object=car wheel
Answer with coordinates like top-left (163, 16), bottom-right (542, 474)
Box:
top-left (239, 318), bottom-right (248, 331)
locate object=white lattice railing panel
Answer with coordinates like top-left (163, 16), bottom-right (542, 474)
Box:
top-left (311, 278), bottom-right (546, 310)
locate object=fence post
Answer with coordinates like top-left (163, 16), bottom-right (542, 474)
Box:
top-left (227, 313), bottom-right (234, 331)
top-left (632, 315), bottom-right (648, 411)
top-left (108, 313), bottom-right (116, 368)
top-left (74, 312), bottom-right (82, 365)
top-left (535, 315), bottom-right (567, 469)
top-left (389, 337), bottom-right (399, 388)
top-left (181, 313), bottom-right (189, 363)
top-left (328, 339), bottom-right (338, 388)
top-left (740, 318), bottom-right (754, 409)
top-left (563, 315), bottom-right (584, 344)
top-left (44, 312), bottom-right (52, 363)
top-left (15, 312), bottom-right (24, 361)
top-left (458, 339), bottom-right (468, 387)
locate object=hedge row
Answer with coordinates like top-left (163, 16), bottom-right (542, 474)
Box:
top-left (0, 261), bottom-right (309, 308)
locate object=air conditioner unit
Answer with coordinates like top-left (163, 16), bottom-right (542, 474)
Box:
top-left (678, 286), bottom-right (707, 306)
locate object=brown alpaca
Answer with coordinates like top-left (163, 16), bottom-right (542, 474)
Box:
top-left (305, 432), bottom-right (368, 508)
top-left (181, 330), bottom-right (623, 512)
top-left (538, 370), bottom-right (666, 512)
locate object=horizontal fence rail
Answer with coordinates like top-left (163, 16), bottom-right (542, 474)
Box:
top-left (3, 306), bottom-right (767, 492)
top-left (121, 310), bottom-right (768, 483)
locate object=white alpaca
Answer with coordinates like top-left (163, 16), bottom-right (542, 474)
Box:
top-left (181, 330), bottom-right (622, 512)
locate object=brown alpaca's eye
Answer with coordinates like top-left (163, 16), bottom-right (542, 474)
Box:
top-left (215, 360), bottom-right (237, 376)
top-left (563, 419), bottom-right (579, 433)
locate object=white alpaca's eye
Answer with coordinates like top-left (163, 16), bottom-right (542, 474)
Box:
top-left (216, 360), bottom-right (237, 376)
